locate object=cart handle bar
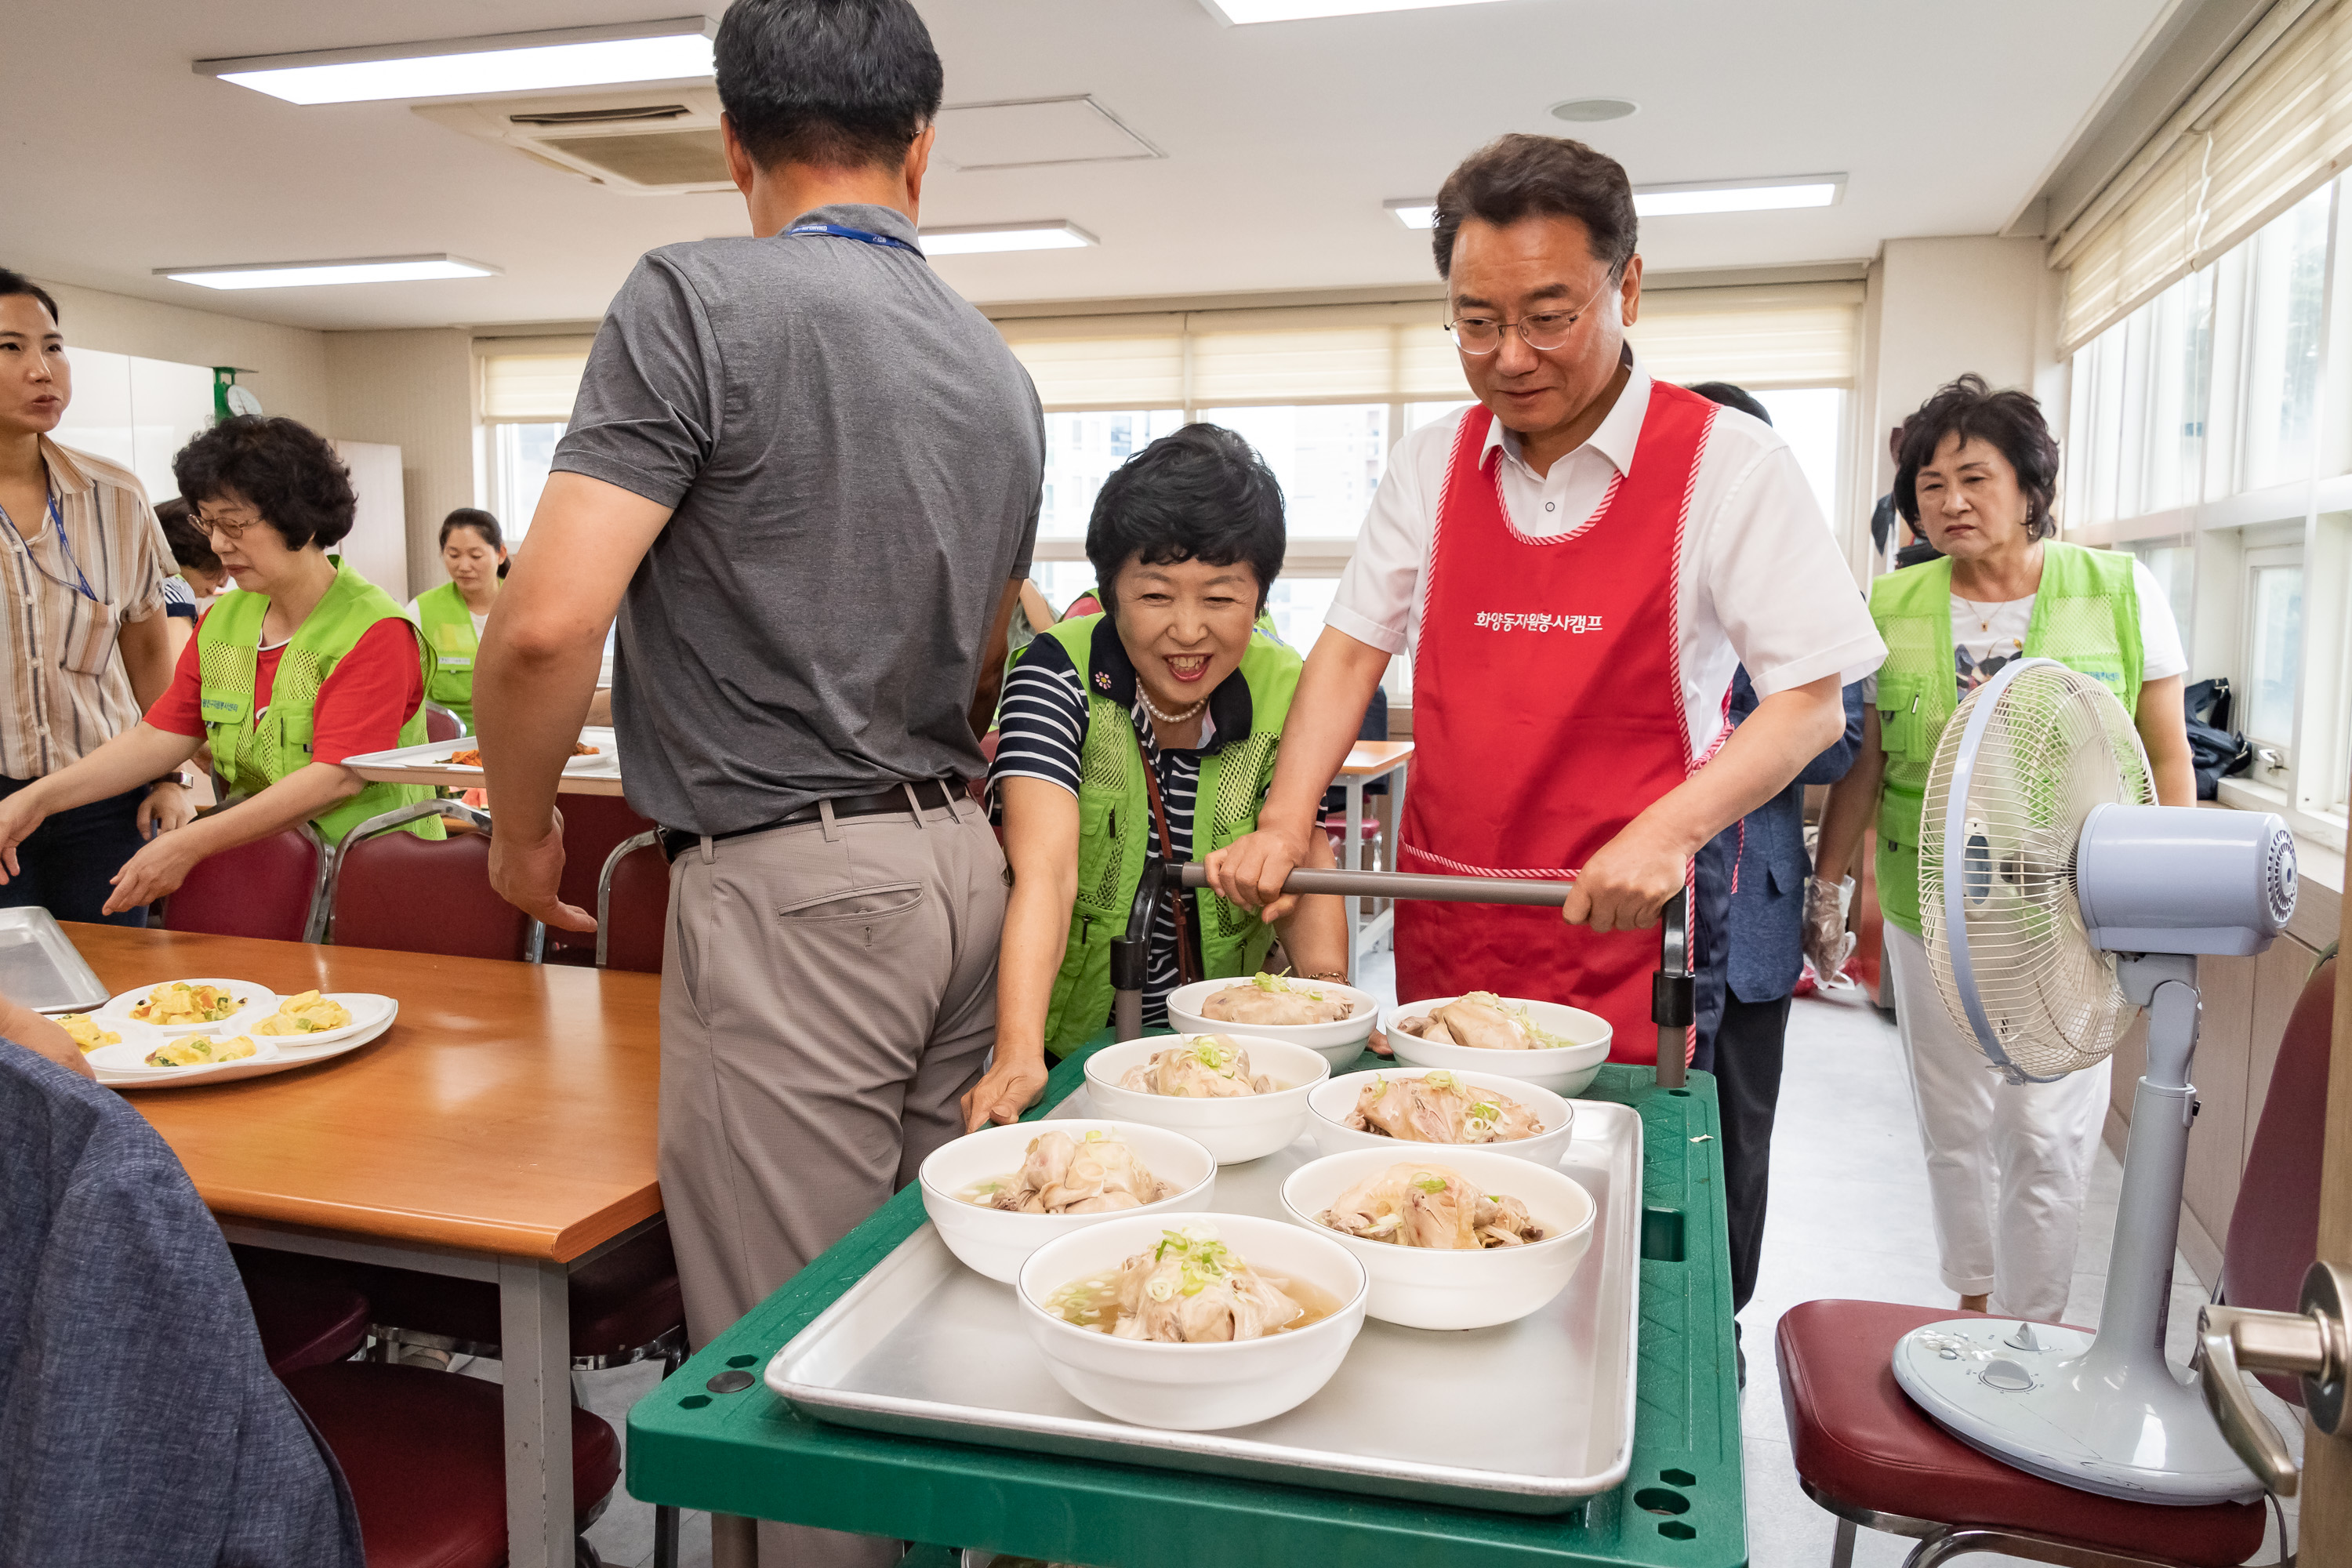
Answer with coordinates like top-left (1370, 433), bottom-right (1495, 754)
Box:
top-left (1171, 863), bottom-right (1692, 1090)
top-left (1173, 862), bottom-right (1573, 907)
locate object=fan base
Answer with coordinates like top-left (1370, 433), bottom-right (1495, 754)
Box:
top-left (1892, 1319), bottom-right (2262, 1504)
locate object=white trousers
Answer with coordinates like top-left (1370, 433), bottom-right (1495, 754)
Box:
top-left (1884, 923), bottom-right (2110, 1321)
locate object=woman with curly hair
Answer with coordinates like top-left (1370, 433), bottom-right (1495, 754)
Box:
top-left (1811, 374), bottom-right (2194, 1323)
top-left (0, 416), bottom-right (443, 916)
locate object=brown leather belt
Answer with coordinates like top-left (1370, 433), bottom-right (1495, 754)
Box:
top-left (659, 778), bottom-right (962, 862)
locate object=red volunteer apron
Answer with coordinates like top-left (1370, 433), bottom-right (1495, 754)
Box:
top-left (1396, 385), bottom-right (1718, 1064)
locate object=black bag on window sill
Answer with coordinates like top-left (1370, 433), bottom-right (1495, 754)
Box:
top-left (2182, 677), bottom-right (2250, 800)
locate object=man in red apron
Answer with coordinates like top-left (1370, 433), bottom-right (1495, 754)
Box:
top-left (1208, 134), bottom-right (1882, 1066)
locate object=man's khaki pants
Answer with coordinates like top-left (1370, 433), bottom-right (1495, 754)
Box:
top-left (659, 788), bottom-right (1007, 1568)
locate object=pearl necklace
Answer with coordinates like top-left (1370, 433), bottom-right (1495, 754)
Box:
top-left (1137, 686), bottom-right (1207, 726)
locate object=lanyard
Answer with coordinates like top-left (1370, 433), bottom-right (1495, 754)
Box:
top-left (2, 488), bottom-right (99, 603)
top-left (783, 221), bottom-right (923, 256)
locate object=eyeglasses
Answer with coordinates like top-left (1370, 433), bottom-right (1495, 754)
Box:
top-left (191, 510), bottom-right (255, 542)
top-left (1446, 277), bottom-right (1613, 355)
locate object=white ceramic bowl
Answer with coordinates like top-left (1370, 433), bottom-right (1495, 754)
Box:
top-left (1016, 1211), bottom-right (1368, 1429)
top-left (1381, 995), bottom-right (1613, 1096)
top-left (85, 1031), bottom-right (282, 1076)
top-left (96, 978), bottom-right (276, 1036)
top-left (1279, 1145), bottom-right (1598, 1330)
top-left (1082, 1036), bottom-right (1330, 1164)
top-left (918, 1120), bottom-right (1218, 1283)
top-left (1165, 977), bottom-right (1379, 1071)
top-left (1305, 1066), bottom-right (1575, 1167)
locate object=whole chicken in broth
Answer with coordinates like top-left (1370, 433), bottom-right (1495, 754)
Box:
top-left (1046, 1222), bottom-right (1337, 1341)
top-left (1348, 1071), bottom-right (1544, 1144)
top-left (1117, 1036), bottom-right (1277, 1097)
top-left (1199, 972), bottom-right (1354, 1028)
top-left (960, 1130), bottom-right (1176, 1214)
top-left (1319, 1163), bottom-right (1550, 1250)
top-left (1393, 992), bottom-right (1566, 1051)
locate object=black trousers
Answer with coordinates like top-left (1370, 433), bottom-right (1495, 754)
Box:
top-left (0, 778), bottom-right (151, 927)
top-left (1715, 989), bottom-right (1791, 1314)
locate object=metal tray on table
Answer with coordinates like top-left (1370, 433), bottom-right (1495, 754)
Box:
top-left (0, 906), bottom-right (111, 1014)
top-left (764, 1091), bottom-right (1643, 1513)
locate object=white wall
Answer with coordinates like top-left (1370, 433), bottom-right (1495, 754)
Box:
top-left (1853, 236), bottom-right (2065, 569)
top-left (322, 329), bottom-right (477, 593)
top-left (34, 277), bottom-right (333, 432)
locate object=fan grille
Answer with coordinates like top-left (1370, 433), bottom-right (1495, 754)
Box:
top-left (1919, 663), bottom-right (2154, 1079)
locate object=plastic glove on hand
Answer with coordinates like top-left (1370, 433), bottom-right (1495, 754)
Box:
top-left (1802, 875), bottom-right (1857, 983)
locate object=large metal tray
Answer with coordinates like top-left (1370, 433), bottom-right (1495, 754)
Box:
top-left (0, 906), bottom-right (111, 1014)
top-left (765, 1094), bottom-right (1642, 1513)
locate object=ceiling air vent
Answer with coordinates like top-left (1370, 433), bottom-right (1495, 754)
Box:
top-left (414, 88), bottom-right (734, 194)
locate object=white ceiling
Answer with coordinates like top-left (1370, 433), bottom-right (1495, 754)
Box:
top-left (5, 0), bottom-right (2172, 332)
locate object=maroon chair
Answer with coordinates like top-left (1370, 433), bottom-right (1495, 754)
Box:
top-left (325, 801), bottom-right (542, 962)
top-left (232, 1246), bottom-right (371, 1377)
top-left (160, 822), bottom-right (328, 942)
top-left (596, 831), bottom-right (670, 974)
top-left (1773, 962), bottom-right (2344, 1565)
top-left (423, 703), bottom-right (466, 744)
top-left (283, 1361), bottom-right (619, 1568)
top-left (543, 793), bottom-right (655, 967)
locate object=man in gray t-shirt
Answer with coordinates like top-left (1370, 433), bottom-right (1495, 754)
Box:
top-left (476, 5), bottom-right (1036, 1564)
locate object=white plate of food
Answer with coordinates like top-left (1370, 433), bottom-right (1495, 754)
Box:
top-left (1165, 974), bottom-right (1379, 1069)
top-left (1305, 1065), bottom-right (1575, 1166)
top-left (1082, 1035), bottom-right (1330, 1164)
top-left (918, 1121), bottom-right (1218, 1283)
top-left (85, 1030), bottom-right (284, 1076)
top-left (94, 978), bottom-right (275, 1035)
top-left (241, 989), bottom-right (396, 1047)
top-left (1016, 1212), bottom-right (1369, 1429)
top-left (1279, 1145), bottom-right (1598, 1329)
top-left (1380, 993), bottom-right (1613, 1095)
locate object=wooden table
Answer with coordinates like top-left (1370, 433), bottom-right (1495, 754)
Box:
top-left (1334, 740), bottom-right (1414, 974)
top-left (68, 924), bottom-right (662, 1568)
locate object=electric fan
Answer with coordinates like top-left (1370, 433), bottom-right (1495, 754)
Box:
top-left (1889, 657), bottom-right (2299, 1504)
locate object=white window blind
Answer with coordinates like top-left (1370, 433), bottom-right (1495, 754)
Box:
top-left (2057, 0), bottom-right (2352, 351)
top-left (995, 283), bottom-right (1862, 411)
top-left (478, 336), bottom-right (594, 423)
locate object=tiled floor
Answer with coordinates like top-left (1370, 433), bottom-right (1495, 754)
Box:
top-left (545, 949), bottom-right (2302, 1567)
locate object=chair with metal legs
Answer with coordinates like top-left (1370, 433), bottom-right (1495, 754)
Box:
top-left (322, 800), bottom-right (546, 961)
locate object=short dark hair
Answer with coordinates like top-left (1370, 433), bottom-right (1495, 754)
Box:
top-left (717, 0), bottom-right (943, 172)
top-left (0, 268), bottom-right (60, 327)
top-left (154, 498), bottom-right (222, 575)
top-left (1087, 424), bottom-right (1286, 617)
top-left (1896, 374), bottom-right (2061, 541)
top-left (440, 506), bottom-right (510, 578)
top-left (1686, 381), bottom-right (1772, 425)
top-left (172, 416), bottom-right (357, 554)
top-left (1432, 134), bottom-right (1638, 282)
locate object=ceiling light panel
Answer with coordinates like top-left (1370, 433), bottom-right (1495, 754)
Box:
top-left (198, 18), bottom-right (715, 106)
top-left (1385, 177), bottom-right (1846, 230)
top-left (1635, 177), bottom-right (1844, 216)
top-left (919, 223), bottom-right (1096, 256)
top-left (1202, 0), bottom-right (1504, 20)
top-left (158, 256), bottom-right (501, 290)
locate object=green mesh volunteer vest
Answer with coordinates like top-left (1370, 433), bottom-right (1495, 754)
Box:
top-left (1035, 615), bottom-right (1301, 1056)
top-left (197, 561), bottom-right (445, 845)
top-left (1869, 543), bottom-right (2144, 934)
top-left (412, 580), bottom-right (479, 726)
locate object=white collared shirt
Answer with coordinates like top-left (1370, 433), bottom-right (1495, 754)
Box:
top-left (1327, 350), bottom-right (1885, 756)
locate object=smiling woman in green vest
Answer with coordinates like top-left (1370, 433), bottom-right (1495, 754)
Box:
top-left (1810, 374), bottom-right (2194, 1326)
top-left (962, 424), bottom-right (1350, 1129)
top-left (407, 508), bottom-right (507, 730)
top-left (0, 416), bottom-right (442, 916)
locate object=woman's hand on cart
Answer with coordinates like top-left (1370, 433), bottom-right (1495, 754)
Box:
top-left (1203, 822), bottom-right (1316, 923)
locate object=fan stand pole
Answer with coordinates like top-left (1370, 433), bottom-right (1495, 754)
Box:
top-left (1890, 954), bottom-right (2264, 1504)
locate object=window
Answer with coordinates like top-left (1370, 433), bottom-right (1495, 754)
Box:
top-left (2239, 184), bottom-right (2332, 491)
top-left (1754, 387), bottom-right (1847, 525)
top-left (2063, 169), bottom-right (2352, 844)
top-left (1205, 405), bottom-right (1389, 537)
top-left (1261, 575), bottom-right (1341, 652)
top-left (2243, 546), bottom-right (2304, 757)
top-left (1038, 410), bottom-right (1187, 539)
top-left (488, 423), bottom-right (564, 542)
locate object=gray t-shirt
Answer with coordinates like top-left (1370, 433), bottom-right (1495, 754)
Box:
top-left (555, 203), bottom-right (1044, 835)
